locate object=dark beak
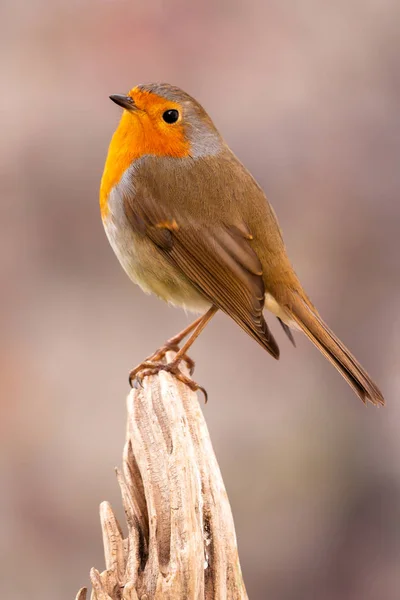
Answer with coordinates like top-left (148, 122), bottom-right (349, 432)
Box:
top-left (109, 94), bottom-right (136, 111)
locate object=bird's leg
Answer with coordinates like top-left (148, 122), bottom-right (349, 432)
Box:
top-left (131, 306), bottom-right (218, 400)
top-left (153, 313), bottom-right (206, 370)
top-left (129, 313), bottom-right (204, 385)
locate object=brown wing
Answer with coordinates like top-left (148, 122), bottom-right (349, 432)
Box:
top-left (123, 188), bottom-right (279, 359)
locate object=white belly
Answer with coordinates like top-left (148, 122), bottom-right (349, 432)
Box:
top-left (103, 189), bottom-right (210, 314)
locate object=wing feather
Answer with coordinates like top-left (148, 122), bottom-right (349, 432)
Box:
top-left (123, 185), bottom-right (280, 358)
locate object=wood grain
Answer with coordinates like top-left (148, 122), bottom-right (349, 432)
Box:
top-left (77, 354), bottom-right (248, 599)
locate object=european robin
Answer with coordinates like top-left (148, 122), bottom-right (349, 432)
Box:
top-left (100, 83), bottom-right (384, 406)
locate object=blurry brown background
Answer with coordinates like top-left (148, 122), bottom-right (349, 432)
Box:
top-left (1, 1), bottom-right (399, 598)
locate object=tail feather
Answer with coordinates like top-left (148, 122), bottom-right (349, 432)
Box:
top-left (277, 317), bottom-right (296, 347)
top-left (287, 293), bottom-right (384, 406)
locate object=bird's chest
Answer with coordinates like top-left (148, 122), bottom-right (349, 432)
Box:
top-left (103, 186), bottom-right (166, 292)
top-left (102, 185), bottom-right (209, 312)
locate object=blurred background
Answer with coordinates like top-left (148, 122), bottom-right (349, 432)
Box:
top-left (1, 0), bottom-right (400, 598)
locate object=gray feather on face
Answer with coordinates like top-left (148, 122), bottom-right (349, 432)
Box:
top-left (137, 82), bottom-right (224, 159)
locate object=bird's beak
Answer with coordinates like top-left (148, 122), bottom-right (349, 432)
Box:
top-left (109, 94), bottom-right (136, 111)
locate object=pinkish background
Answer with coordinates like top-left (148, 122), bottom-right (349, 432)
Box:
top-left (1, 1), bottom-right (399, 598)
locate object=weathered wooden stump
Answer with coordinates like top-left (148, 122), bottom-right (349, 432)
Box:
top-left (76, 354), bottom-right (248, 599)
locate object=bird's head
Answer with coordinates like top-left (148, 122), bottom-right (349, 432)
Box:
top-left (109, 83), bottom-right (222, 160)
top-left (100, 83), bottom-right (223, 219)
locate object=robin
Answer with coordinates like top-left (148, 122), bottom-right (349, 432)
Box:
top-left (100, 83), bottom-right (384, 406)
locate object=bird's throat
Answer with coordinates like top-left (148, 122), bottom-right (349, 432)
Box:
top-left (100, 109), bottom-right (190, 219)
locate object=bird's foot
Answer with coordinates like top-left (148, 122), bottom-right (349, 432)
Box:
top-left (131, 341), bottom-right (195, 378)
top-left (129, 359), bottom-right (207, 403)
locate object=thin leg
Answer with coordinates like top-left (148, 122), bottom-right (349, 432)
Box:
top-left (172, 306), bottom-right (217, 362)
top-left (131, 306), bottom-right (218, 400)
top-left (129, 313), bottom-right (205, 384)
top-left (166, 314), bottom-right (205, 347)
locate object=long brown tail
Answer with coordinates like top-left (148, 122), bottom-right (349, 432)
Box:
top-left (286, 292), bottom-right (384, 406)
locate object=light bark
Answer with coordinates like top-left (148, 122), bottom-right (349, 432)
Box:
top-left (77, 354), bottom-right (248, 599)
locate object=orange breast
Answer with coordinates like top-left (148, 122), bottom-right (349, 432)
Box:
top-left (100, 95), bottom-right (190, 219)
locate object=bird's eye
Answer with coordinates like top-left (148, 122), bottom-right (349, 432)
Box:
top-left (162, 109), bottom-right (179, 124)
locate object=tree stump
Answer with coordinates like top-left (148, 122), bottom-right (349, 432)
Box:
top-left (76, 354), bottom-right (248, 599)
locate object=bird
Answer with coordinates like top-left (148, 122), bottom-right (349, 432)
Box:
top-left (100, 82), bottom-right (384, 406)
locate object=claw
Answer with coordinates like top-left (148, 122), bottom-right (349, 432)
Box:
top-left (129, 360), bottom-right (157, 387)
top-left (197, 385), bottom-right (208, 404)
top-left (129, 342), bottom-right (196, 388)
top-left (163, 361), bottom-right (207, 401)
top-left (128, 358), bottom-right (207, 401)
top-left (132, 377), bottom-right (142, 390)
top-left (183, 355), bottom-right (195, 375)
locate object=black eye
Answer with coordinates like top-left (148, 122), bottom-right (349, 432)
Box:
top-left (162, 109), bottom-right (179, 124)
